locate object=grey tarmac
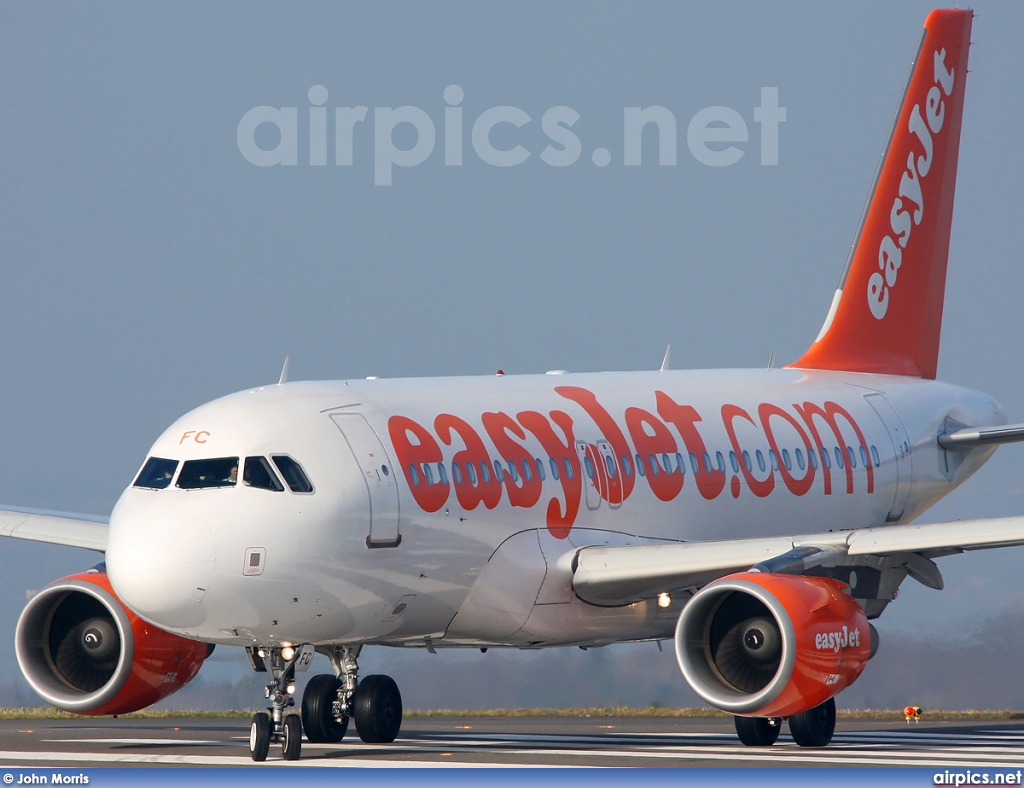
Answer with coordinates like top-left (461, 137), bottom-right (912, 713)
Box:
top-left (0, 715), bottom-right (1021, 768)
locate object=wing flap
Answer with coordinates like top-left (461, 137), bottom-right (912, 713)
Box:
top-left (0, 506), bottom-right (108, 552)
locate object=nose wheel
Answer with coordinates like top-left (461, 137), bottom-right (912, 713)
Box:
top-left (245, 646), bottom-right (304, 761)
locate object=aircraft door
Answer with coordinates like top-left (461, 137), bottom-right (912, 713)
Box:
top-left (865, 394), bottom-right (913, 522)
top-left (330, 413), bottom-right (401, 547)
top-left (596, 440), bottom-right (623, 508)
top-left (575, 441), bottom-right (601, 511)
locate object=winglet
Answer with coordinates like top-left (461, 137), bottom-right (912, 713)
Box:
top-left (660, 345), bottom-right (671, 374)
top-left (790, 10), bottom-right (973, 379)
top-left (278, 356), bottom-right (290, 386)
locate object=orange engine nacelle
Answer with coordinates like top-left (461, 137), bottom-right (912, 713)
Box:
top-left (15, 567), bottom-right (210, 715)
top-left (674, 572), bottom-right (874, 718)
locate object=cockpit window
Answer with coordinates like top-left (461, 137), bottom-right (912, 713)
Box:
top-left (243, 456), bottom-right (284, 492)
top-left (177, 457), bottom-right (239, 489)
top-left (133, 457), bottom-right (178, 489)
top-left (271, 455), bottom-right (313, 493)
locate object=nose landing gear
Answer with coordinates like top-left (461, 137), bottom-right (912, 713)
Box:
top-left (246, 645), bottom-right (304, 762)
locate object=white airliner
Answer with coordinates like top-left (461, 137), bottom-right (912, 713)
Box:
top-left (2, 7), bottom-right (1020, 761)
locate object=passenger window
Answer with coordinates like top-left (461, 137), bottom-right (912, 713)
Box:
top-left (271, 456), bottom-right (314, 493)
top-left (795, 448), bottom-right (805, 470)
top-left (675, 453), bottom-right (685, 474)
top-left (782, 449), bottom-right (791, 471)
top-left (605, 455), bottom-right (617, 477)
top-left (424, 464), bottom-right (435, 485)
top-left (809, 448), bottom-right (818, 469)
top-left (480, 461), bottom-right (491, 483)
top-left (821, 448), bottom-right (831, 469)
top-left (535, 458), bottom-right (545, 481)
top-left (621, 454), bottom-right (633, 477)
top-left (583, 455), bottom-right (595, 479)
top-left (409, 464), bottom-right (420, 486)
top-left (493, 460), bottom-right (504, 482)
top-left (871, 445), bottom-right (880, 466)
top-left (134, 457), bottom-right (178, 490)
top-left (550, 457), bottom-right (560, 480)
top-left (716, 452), bottom-right (725, 472)
top-left (467, 462), bottom-right (478, 485)
top-left (702, 453), bottom-right (712, 474)
top-left (729, 451), bottom-right (739, 474)
top-left (769, 450), bottom-right (779, 472)
top-left (563, 457), bottom-right (574, 480)
top-left (452, 462), bottom-right (463, 485)
top-left (437, 462), bottom-right (449, 484)
top-left (635, 454), bottom-right (645, 477)
top-left (689, 453), bottom-right (699, 474)
top-left (860, 446), bottom-right (869, 467)
top-left (847, 446), bottom-right (856, 468)
top-left (507, 461), bottom-right (518, 482)
top-left (243, 456), bottom-right (284, 491)
top-left (177, 457), bottom-right (239, 489)
top-left (742, 451), bottom-right (751, 473)
top-left (648, 454), bottom-right (659, 476)
top-left (756, 450), bottom-right (765, 473)
top-left (661, 453), bottom-right (672, 473)
top-left (834, 447), bottom-right (845, 469)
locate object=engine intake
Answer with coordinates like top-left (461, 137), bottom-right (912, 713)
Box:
top-left (675, 572), bottom-right (873, 718)
top-left (16, 568), bottom-right (209, 715)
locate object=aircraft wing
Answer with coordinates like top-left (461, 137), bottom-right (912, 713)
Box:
top-left (0, 506), bottom-right (108, 553)
top-left (572, 516), bottom-right (1024, 606)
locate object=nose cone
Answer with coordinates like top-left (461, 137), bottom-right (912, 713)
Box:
top-left (107, 510), bottom-right (215, 631)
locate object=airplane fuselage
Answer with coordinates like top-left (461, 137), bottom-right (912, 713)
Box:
top-left (104, 367), bottom-right (1002, 650)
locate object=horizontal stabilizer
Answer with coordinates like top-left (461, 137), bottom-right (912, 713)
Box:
top-left (939, 423), bottom-right (1024, 449)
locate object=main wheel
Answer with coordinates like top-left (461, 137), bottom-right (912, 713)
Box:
top-left (282, 714), bottom-right (302, 761)
top-left (249, 712), bottom-right (271, 762)
top-left (302, 674), bottom-right (349, 743)
top-left (789, 697), bottom-right (836, 747)
top-left (353, 674), bottom-right (403, 743)
top-left (734, 716), bottom-right (780, 746)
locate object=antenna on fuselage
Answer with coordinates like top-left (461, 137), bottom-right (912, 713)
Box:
top-left (767, 352), bottom-right (775, 370)
top-left (278, 357), bottom-right (290, 385)
top-left (660, 345), bottom-right (671, 374)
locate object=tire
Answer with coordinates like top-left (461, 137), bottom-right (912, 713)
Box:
top-left (353, 674), bottom-right (403, 744)
top-left (302, 674), bottom-right (348, 743)
top-left (249, 712), bottom-right (271, 762)
top-left (282, 714), bottom-right (302, 761)
top-left (789, 697), bottom-right (837, 747)
top-left (734, 716), bottom-right (780, 746)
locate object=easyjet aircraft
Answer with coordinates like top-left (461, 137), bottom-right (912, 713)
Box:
top-left (1, 7), bottom-right (1018, 761)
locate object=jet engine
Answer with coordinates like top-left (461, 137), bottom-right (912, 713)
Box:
top-left (675, 572), bottom-right (874, 718)
top-left (15, 567), bottom-right (210, 715)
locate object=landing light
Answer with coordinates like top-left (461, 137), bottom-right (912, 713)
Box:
top-left (657, 593), bottom-right (672, 609)
top-left (286, 683), bottom-right (296, 695)
top-left (281, 646), bottom-right (296, 661)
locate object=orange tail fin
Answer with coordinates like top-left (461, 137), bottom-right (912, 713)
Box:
top-left (790, 9), bottom-right (972, 379)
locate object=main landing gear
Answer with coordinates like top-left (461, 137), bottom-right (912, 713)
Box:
top-left (734, 697), bottom-right (836, 748)
top-left (247, 644), bottom-right (404, 762)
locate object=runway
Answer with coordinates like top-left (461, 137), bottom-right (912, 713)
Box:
top-left (0, 715), bottom-right (1021, 768)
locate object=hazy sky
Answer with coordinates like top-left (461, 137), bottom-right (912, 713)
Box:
top-left (2, 1), bottom-right (1023, 711)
